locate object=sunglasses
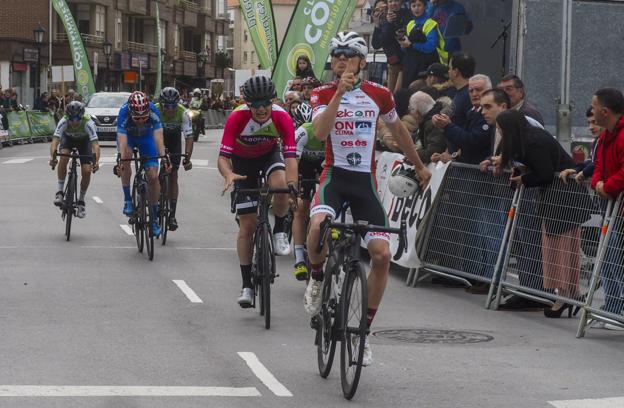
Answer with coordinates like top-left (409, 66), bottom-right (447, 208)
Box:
top-left (68, 115), bottom-right (82, 122)
top-left (248, 99), bottom-right (272, 109)
top-left (163, 103), bottom-right (177, 109)
top-left (331, 48), bottom-right (361, 59)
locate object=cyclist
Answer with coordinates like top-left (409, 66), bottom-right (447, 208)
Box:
top-left (218, 75), bottom-right (298, 308)
top-left (292, 102), bottom-right (324, 281)
top-left (304, 32), bottom-right (431, 365)
top-left (116, 91), bottom-right (170, 237)
top-left (189, 88), bottom-right (203, 110)
top-left (155, 87), bottom-right (194, 231)
top-left (50, 101), bottom-right (100, 218)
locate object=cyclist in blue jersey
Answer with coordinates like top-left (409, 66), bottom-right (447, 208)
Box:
top-left (116, 91), bottom-right (170, 236)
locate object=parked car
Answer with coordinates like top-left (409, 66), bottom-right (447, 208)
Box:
top-left (85, 92), bottom-right (131, 142)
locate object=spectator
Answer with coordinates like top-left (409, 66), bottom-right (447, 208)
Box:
top-left (560, 107), bottom-right (603, 185)
top-left (284, 91), bottom-right (301, 110)
top-left (419, 62), bottom-right (455, 98)
top-left (409, 91), bottom-right (447, 164)
top-left (300, 77), bottom-right (321, 102)
top-left (289, 77), bottom-right (303, 92)
top-left (433, 52), bottom-right (474, 130)
top-left (2, 89), bottom-right (18, 111)
top-left (34, 92), bottom-right (49, 111)
top-left (295, 55), bottom-right (315, 79)
top-left (371, 0), bottom-right (411, 92)
top-left (428, 0), bottom-right (473, 54)
top-left (433, 74), bottom-right (492, 164)
top-left (498, 74), bottom-right (544, 126)
top-left (498, 109), bottom-right (581, 317)
top-left (590, 88), bottom-right (624, 327)
top-left (377, 89), bottom-right (419, 152)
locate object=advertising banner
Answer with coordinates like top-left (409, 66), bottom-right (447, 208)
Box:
top-left (27, 112), bottom-right (57, 137)
top-left (7, 111), bottom-right (32, 140)
top-left (239, 0), bottom-right (278, 69)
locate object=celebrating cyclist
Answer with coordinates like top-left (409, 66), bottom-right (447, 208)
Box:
top-left (116, 91), bottom-right (169, 237)
top-left (155, 87), bottom-right (194, 231)
top-left (218, 75), bottom-right (297, 308)
top-left (50, 101), bottom-right (100, 219)
top-left (304, 32), bottom-right (431, 365)
top-left (292, 102), bottom-right (324, 281)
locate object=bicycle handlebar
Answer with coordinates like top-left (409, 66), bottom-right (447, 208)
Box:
top-left (317, 216), bottom-right (408, 254)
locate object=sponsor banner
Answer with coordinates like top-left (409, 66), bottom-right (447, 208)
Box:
top-left (272, 0), bottom-right (357, 97)
top-left (7, 111), bottom-right (32, 140)
top-left (239, 0), bottom-right (278, 69)
top-left (27, 112), bottom-right (57, 137)
top-left (52, 0), bottom-right (96, 101)
top-left (154, 3), bottom-right (162, 97)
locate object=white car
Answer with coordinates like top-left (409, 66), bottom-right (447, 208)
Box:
top-left (85, 92), bottom-right (131, 142)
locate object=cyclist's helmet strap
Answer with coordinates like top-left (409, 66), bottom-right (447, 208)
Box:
top-left (329, 31), bottom-right (368, 58)
top-left (160, 87), bottom-right (180, 105)
top-left (128, 91), bottom-right (150, 117)
top-left (243, 75), bottom-right (276, 102)
top-left (65, 100), bottom-right (85, 118)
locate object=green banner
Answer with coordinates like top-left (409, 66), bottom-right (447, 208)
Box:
top-left (155, 3), bottom-right (162, 97)
top-left (52, 0), bottom-right (96, 101)
top-left (7, 111), bottom-right (32, 140)
top-left (272, 0), bottom-right (357, 98)
top-left (239, 0), bottom-right (278, 69)
top-left (27, 112), bottom-right (57, 137)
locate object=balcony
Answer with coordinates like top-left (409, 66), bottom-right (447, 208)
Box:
top-left (176, 0), bottom-right (200, 13)
top-left (179, 50), bottom-right (197, 61)
top-left (125, 41), bottom-right (159, 54)
top-left (55, 32), bottom-right (104, 47)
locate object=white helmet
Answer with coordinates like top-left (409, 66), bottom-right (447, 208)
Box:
top-left (193, 88), bottom-right (201, 96)
top-left (388, 164), bottom-right (421, 198)
top-left (329, 31), bottom-right (368, 59)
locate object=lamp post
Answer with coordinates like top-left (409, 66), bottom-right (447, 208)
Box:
top-left (197, 49), bottom-right (207, 88)
top-left (33, 23), bottom-right (45, 107)
top-left (103, 40), bottom-right (112, 91)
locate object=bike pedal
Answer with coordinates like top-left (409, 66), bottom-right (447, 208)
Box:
top-left (310, 315), bottom-right (320, 330)
top-left (128, 218), bottom-right (135, 225)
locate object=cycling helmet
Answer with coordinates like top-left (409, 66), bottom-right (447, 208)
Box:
top-left (128, 91), bottom-right (150, 117)
top-left (192, 88), bottom-right (201, 97)
top-left (293, 103), bottom-right (313, 127)
top-left (65, 100), bottom-right (85, 119)
top-left (301, 76), bottom-right (321, 88)
top-left (243, 75), bottom-right (276, 102)
top-left (159, 87), bottom-right (180, 105)
top-left (329, 31), bottom-right (368, 58)
top-left (388, 164), bottom-right (421, 198)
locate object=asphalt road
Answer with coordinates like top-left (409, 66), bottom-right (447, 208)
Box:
top-left (0, 130), bottom-right (623, 408)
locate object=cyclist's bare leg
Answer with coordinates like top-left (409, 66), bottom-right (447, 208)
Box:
top-left (80, 164), bottom-right (92, 193)
top-left (306, 212), bottom-right (331, 266)
top-left (146, 167), bottom-right (160, 205)
top-left (366, 239), bottom-right (391, 310)
top-left (168, 169), bottom-right (179, 200)
top-left (293, 198), bottom-right (311, 247)
top-left (237, 213), bottom-right (257, 264)
top-left (268, 169), bottom-right (288, 218)
top-left (56, 149), bottom-right (70, 182)
top-left (120, 145), bottom-right (133, 187)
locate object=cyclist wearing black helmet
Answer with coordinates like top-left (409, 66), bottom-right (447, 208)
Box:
top-left (49, 101), bottom-right (100, 219)
top-left (155, 87), bottom-right (193, 231)
top-left (218, 75), bottom-right (298, 307)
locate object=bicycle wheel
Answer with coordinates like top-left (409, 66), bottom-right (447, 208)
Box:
top-left (159, 173), bottom-right (170, 245)
top-left (132, 181), bottom-right (144, 253)
top-left (64, 170), bottom-right (76, 241)
top-left (260, 227), bottom-right (274, 330)
top-left (145, 191), bottom-right (155, 261)
top-left (340, 261), bottom-right (368, 400)
top-left (317, 259), bottom-right (339, 378)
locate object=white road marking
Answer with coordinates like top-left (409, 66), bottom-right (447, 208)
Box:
top-left (3, 158), bottom-right (33, 164)
top-left (99, 156), bottom-right (118, 163)
top-left (120, 224), bottom-right (134, 236)
top-left (172, 280), bottom-right (204, 303)
top-left (193, 159), bottom-right (209, 167)
top-left (0, 385), bottom-right (260, 397)
top-left (238, 352), bottom-right (293, 397)
top-left (92, 196), bottom-right (103, 204)
top-left (177, 247), bottom-right (236, 251)
top-left (549, 397), bottom-right (624, 408)
top-left (194, 167), bottom-right (219, 170)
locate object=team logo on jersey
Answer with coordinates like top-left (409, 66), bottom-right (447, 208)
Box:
top-left (336, 109), bottom-right (376, 118)
top-left (347, 152), bottom-right (362, 166)
top-left (355, 121), bottom-right (372, 133)
top-left (334, 121), bottom-right (355, 136)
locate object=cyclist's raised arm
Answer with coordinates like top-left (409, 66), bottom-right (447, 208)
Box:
top-left (310, 85), bottom-right (339, 142)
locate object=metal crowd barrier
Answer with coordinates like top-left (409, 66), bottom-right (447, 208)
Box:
top-left (415, 162), bottom-right (517, 307)
top-left (3, 110), bottom-right (56, 146)
top-left (202, 109), bottom-right (232, 129)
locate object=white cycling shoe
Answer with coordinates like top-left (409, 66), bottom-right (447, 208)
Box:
top-left (76, 201), bottom-right (86, 219)
top-left (303, 279), bottom-right (323, 316)
top-left (237, 287), bottom-right (254, 308)
top-left (273, 232), bottom-right (291, 256)
top-left (352, 334), bottom-right (373, 367)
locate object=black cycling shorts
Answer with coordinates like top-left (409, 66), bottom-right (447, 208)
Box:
top-left (59, 136), bottom-right (93, 164)
top-left (299, 158), bottom-right (323, 201)
top-left (311, 166), bottom-right (389, 244)
top-left (230, 147), bottom-right (286, 215)
top-left (164, 132), bottom-right (182, 169)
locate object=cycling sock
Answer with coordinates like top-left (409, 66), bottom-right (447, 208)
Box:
top-left (79, 190), bottom-right (86, 202)
top-left (240, 264), bottom-right (253, 289)
top-left (366, 308), bottom-right (377, 328)
top-left (122, 186), bottom-right (131, 201)
top-left (273, 215), bottom-right (286, 234)
top-left (311, 263), bottom-right (324, 281)
top-left (57, 180), bottom-right (64, 192)
top-left (294, 245), bottom-right (305, 264)
top-left (170, 199), bottom-right (177, 216)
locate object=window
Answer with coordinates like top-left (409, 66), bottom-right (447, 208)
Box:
top-left (173, 24), bottom-right (179, 54)
top-left (251, 51), bottom-right (255, 64)
top-left (160, 21), bottom-right (167, 51)
top-left (244, 51), bottom-right (248, 63)
top-left (76, 4), bottom-right (90, 34)
top-left (244, 30), bottom-right (248, 43)
top-left (205, 32), bottom-right (213, 62)
top-left (95, 5), bottom-right (106, 37)
top-left (115, 11), bottom-right (122, 48)
top-left (217, 35), bottom-right (225, 50)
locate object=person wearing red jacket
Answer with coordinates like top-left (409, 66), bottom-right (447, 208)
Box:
top-left (591, 88), bottom-right (624, 326)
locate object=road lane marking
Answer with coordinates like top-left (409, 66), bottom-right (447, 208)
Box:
top-left (238, 352), bottom-right (292, 397)
top-left (120, 224), bottom-right (134, 235)
top-left (173, 280), bottom-right (203, 303)
top-left (193, 159), bottom-right (209, 167)
top-left (194, 167), bottom-right (219, 170)
top-left (0, 385), bottom-right (260, 397)
top-left (99, 156), bottom-right (118, 163)
top-left (549, 397), bottom-right (624, 408)
top-left (92, 196), bottom-right (103, 204)
top-left (3, 158), bottom-right (33, 164)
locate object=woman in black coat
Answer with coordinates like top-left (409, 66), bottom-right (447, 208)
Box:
top-left (498, 109), bottom-right (583, 318)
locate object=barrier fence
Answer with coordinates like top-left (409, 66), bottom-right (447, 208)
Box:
top-left (202, 109), bottom-right (232, 129)
top-left (2, 111), bottom-right (56, 145)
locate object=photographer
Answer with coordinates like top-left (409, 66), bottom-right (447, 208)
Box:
top-left (371, 0), bottom-right (410, 92)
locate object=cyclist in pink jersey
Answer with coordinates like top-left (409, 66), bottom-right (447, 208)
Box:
top-left (303, 32), bottom-right (431, 366)
top-left (218, 75), bottom-right (298, 308)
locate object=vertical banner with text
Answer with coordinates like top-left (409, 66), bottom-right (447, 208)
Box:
top-left (155, 3), bottom-right (163, 97)
top-left (52, 0), bottom-right (96, 101)
top-left (272, 0), bottom-right (357, 98)
top-left (239, 0), bottom-right (278, 69)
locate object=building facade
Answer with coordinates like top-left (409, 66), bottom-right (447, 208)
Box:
top-left (0, 0), bottom-right (230, 106)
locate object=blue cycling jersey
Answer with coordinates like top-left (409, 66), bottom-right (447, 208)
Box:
top-left (117, 102), bottom-right (163, 138)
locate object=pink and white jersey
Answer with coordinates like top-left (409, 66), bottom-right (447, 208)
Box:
top-left (310, 80), bottom-right (398, 173)
top-left (219, 104), bottom-right (296, 159)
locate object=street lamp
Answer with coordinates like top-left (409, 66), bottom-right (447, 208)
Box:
top-left (197, 49), bottom-right (207, 87)
top-left (103, 40), bottom-right (112, 91)
top-left (33, 23), bottom-right (45, 107)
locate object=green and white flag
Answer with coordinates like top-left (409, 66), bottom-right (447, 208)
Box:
top-left (52, 0), bottom-right (96, 101)
top-left (154, 3), bottom-right (163, 97)
top-left (272, 0), bottom-right (358, 98)
top-left (239, 0), bottom-right (278, 69)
